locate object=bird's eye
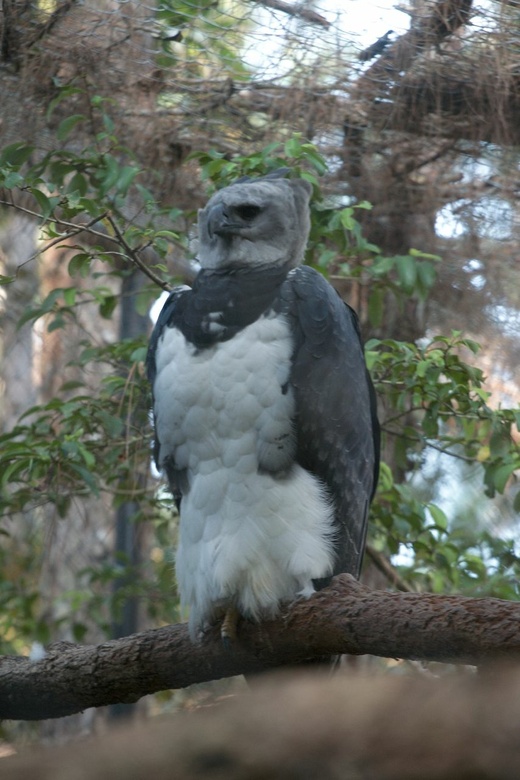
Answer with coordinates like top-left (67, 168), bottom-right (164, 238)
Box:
top-left (235, 204), bottom-right (262, 221)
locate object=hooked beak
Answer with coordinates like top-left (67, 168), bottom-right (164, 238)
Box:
top-left (207, 202), bottom-right (241, 238)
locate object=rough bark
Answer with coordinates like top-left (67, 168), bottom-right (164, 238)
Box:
top-left (5, 669), bottom-right (520, 779)
top-left (2, 575), bottom-right (520, 721)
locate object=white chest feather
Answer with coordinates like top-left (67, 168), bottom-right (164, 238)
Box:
top-left (153, 314), bottom-right (335, 634)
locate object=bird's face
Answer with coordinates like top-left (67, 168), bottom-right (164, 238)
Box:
top-left (197, 177), bottom-right (312, 270)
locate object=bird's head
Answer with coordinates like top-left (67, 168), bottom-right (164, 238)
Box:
top-left (197, 171), bottom-right (313, 271)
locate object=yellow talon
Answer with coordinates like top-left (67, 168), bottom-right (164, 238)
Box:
top-left (221, 606), bottom-right (240, 646)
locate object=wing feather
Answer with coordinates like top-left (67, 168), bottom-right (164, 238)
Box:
top-left (148, 269), bottom-right (379, 578)
top-left (278, 266), bottom-right (379, 579)
top-left (146, 286), bottom-right (192, 508)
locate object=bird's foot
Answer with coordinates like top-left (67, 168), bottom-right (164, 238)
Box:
top-left (220, 605), bottom-right (240, 648)
top-left (286, 582), bottom-right (316, 613)
top-left (296, 582), bottom-right (316, 600)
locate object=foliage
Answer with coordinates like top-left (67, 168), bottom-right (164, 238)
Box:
top-left (366, 334), bottom-right (520, 600)
top-left (0, 96), bottom-right (183, 654)
top-left (0, 117), bottom-right (519, 657)
top-left (0, 336), bottom-right (179, 654)
top-left (153, 0), bottom-right (253, 80)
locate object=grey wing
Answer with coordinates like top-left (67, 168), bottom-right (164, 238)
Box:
top-left (281, 266), bottom-right (379, 580)
top-left (146, 286), bottom-right (191, 509)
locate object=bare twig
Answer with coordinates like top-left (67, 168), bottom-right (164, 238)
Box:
top-left (18, 211), bottom-right (110, 268)
top-left (105, 213), bottom-right (173, 291)
top-left (0, 199), bottom-right (173, 291)
top-left (365, 544), bottom-right (415, 592)
top-left (250, 0), bottom-right (331, 28)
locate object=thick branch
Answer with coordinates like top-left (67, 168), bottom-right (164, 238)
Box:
top-left (2, 575), bottom-right (520, 721)
top-left (5, 671), bottom-right (520, 779)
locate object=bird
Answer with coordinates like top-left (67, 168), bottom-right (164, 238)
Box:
top-left (358, 30), bottom-right (394, 62)
top-left (146, 169), bottom-right (380, 642)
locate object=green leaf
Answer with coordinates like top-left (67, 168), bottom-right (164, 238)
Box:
top-left (67, 173), bottom-right (88, 196)
top-left (300, 145), bottom-right (327, 175)
top-left (317, 249), bottom-right (336, 269)
top-left (409, 248), bottom-right (441, 261)
top-left (371, 256), bottom-right (395, 276)
top-left (55, 494), bottom-right (72, 518)
top-left (68, 253), bottom-right (92, 277)
top-left (48, 314), bottom-right (67, 332)
top-left (154, 230), bottom-right (180, 241)
top-left (63, 287), bottom-right (77, 306)
top-left (72, 622), bottom-right (88, 642)
top-left (300, 170), bottom-right (320, 188)
top-left (462, 338), bottom-right (480, 355)
top-left (0, 142), bottom-right (35, 167)
top-left (377, 462), bottom-right (393, 491)
top-left (57, 114), bottom-right (85, 141)
top-left (284, 137), bottom-right (302, 158)
top-left (427, 504), bottom-right (448, 531)
top-left (116, 165), bottom-right (140, 195)
top-left (130, 346), bottom-right (148, 363)
top-left (49, 159), bottom-right (78, 186)
top-left (416, 261), bottom-right (437, 296)
top-left (489, 429), bottom-right (510, 457)
top-left (395, 255), bottom-right (417, 293)
top-left (339, 208), bottom-right (355, 230)
top-left (492, 463), bottom-right (516, 494)
top-left (16, 309), bottom-right (45, 330)
top-left (2, 171), bottom-right (24, 188)
top-left (135, 289), bottom-right (156, 317)
top-left (103, 113), bottom-right (115, 134)
top-left (367, 288), bottom-right (384, 328)
top-left (46, 85), bottom-right (83, 120)
top-left (153, 237), bottom-right (170, 256)
top-left (364, 350), bottom-right (379, 372)
top-left (99, 294), bottom-right (118, 319)
top-left (60, 381), bottom-right (85, 392)
top-left (416, 360), bottom-right (429, 378)
top-left (98, 154), bottom-right (121, 194)
top-left (30, 188), bottom-right (54, 220)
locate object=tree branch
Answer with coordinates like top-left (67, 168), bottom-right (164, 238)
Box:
top-left (250, 0), bottom-right (331, 28)
top-left (6, 671), bottom-right (520, 779)
top-left (365, 544), bottom-right (415, 592)
top-left (2, 575), bottom-right (520, 721)
top-left (351, 0), bottom-right (473, 106)
top-left (0, 196), bottom-right (197, 288)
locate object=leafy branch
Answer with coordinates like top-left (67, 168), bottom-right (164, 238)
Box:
top-left (0, 197), bottom-right (174, 291)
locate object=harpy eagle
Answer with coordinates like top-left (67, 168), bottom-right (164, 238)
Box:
top-left (147, 171), bottom-right (380, 640)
